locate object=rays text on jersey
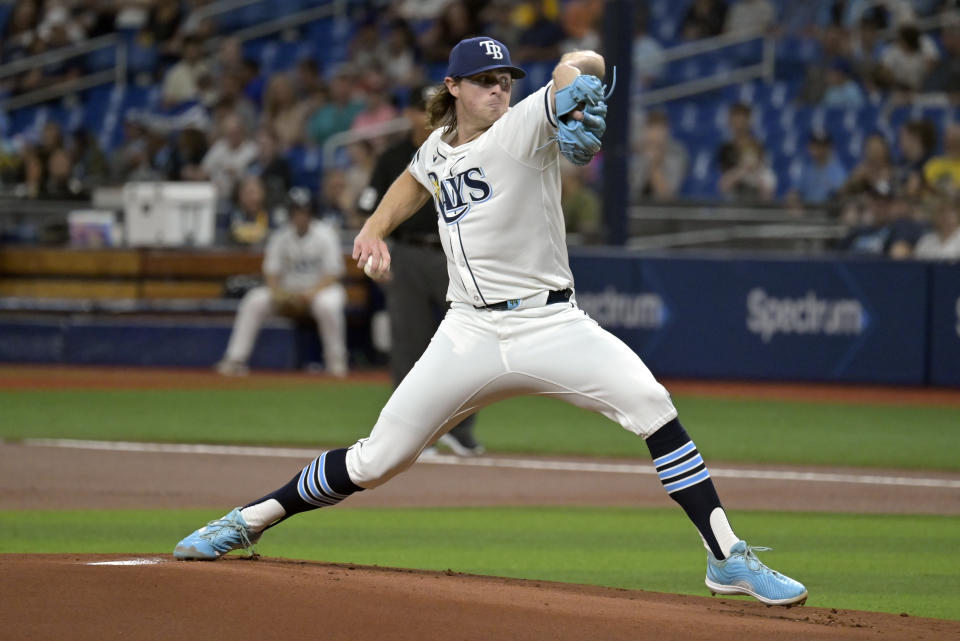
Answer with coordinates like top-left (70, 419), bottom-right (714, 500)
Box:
top-left (428, 168), bottom-right (492, 224)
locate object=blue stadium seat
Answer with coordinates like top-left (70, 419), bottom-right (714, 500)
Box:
top-left (84, 45), bottom-right (117, 73)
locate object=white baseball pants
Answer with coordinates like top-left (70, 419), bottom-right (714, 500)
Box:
top-left (346, 300), bottom-right (677, 488)
top-left (223, 285), bottom-right (348, 373)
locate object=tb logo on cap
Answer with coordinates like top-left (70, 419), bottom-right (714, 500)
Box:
top-left (479, 40), bottom-right (503, 60)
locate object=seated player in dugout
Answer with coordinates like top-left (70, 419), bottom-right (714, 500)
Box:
top-left (215, 187), bottom-right (349, 378)
top-left (176, 36), bottom-right (808, 608)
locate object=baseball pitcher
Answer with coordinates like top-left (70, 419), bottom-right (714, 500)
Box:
top-left (175, 36), bottom-right (807, 607)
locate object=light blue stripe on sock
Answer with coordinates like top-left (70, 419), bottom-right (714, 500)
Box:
top-left (653, 441), bottom-right (696, 468)
top-left (658, 454), bottom-right (704, 481)
top-left (297, 467), bottom-right (333, 507)
top-left (318, 451), bottom-right (348, 500)
top-left (305, 458), bottom-right (337, 505)
top-left (663, 468), bottom-right (711, 494)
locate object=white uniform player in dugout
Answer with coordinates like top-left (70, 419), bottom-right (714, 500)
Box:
top-left (175, 36), bottom-right (808, 607)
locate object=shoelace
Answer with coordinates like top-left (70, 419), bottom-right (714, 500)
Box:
top-left (200, 516), bottom-right (254, 549)
top-left (741, 544), bottom-right (785, 577)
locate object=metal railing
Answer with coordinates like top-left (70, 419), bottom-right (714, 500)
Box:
top-left (634, 29), bottom-right (776, 108)
top-left (625, 202), bottom-right (844, 251)
top-left (322, 117), bottom-right (412, 168)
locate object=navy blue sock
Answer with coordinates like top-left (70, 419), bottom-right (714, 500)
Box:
top-left (645, 418), bottom-right (729, 559)
top-left (244, 448), bottom-right (363, 526)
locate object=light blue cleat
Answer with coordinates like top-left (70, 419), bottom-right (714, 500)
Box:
top-left (705, 541), bottom-right (808, 606)
top-left (173, 508), bottom-right (261, 561)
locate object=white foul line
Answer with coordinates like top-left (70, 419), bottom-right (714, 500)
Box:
top-left (16, 438), bottom-right (960, 490)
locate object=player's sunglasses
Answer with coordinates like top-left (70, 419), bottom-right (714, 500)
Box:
top-left (463, 73), bottom-right (513, 91)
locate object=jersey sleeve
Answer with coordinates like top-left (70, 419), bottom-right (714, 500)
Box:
top-left (406, 137), bottom-right (435, 192)
top-left (319, 223), bottom-right (345, 278)
top-left (262, 231), bottom-right (283, 277)
top-left (493, 84), bottom-right (558, 166)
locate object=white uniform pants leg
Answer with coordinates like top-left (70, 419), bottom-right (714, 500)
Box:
top-left (223, 286), bottom-right (273, 364)
top-left (345, 302), bottom-right (677, 489)
top-left (309, 284), bottom-right (348, 375)
top-left (499, 303), bottom-right (678, 438)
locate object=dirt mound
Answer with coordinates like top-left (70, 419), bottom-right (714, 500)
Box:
top-left (4, 554), bottom-right (957, 641)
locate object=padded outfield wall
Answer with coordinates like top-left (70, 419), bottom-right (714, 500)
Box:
top-left (0, 252), bottom-right (957, 386)
top-left (569, 250), bottom-right (959, 387)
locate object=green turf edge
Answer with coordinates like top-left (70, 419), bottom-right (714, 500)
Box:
top-left (1, 507), bottom-right (956, 621)
top-left (2, 387), bottom-right (959, 470)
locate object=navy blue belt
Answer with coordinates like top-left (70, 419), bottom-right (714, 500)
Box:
top-left (479, 288), bottom-right (572, 311)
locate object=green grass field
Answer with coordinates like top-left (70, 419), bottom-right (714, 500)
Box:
top-left (1, 507), bottom-right (957, 620)
top-left (2, 383), bottom-right (958, 469)
top-left (2, 382), bottom-right (959, 620)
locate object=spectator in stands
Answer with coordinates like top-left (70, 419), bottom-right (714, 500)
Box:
top-left (292, 58), bottom-right (325, 101)
top-left (724, 0), bottom-right (775, 34)
top-left (35, 2), bottom-right (84, 48)
top-left (215, 72), bottom-right (258, 132)
top-left (262, 73), bottom-right (311, 152)
top-left (2, 0), bottom-right (40, 64)
top-left (348, 20), bottom-right (382, 73)
top-left (632, 8), bottom-right (664, 90)
top-left (820, 59), bottom-right (865, 109)
top-left (850, 8), bottom-right (887, 87)
top-left (165, 125), bottom-right (208, 182)
top-left (318, 167), bottom-right (361, 230)
top-left (789, 132), bottom-right (848, 205)
top-left (559, 0), bottom-right (603, 53)
top-left (681, 0), bottom-right (727, 41)
top-left (483, 0), bottom-right (523, 52)
top-left (924, 122), bottom-right (960, 194)
top-left (374, 18), bottom-right (424, 90)
top-left (840, 183), bottom-right (925, 258)
top-left (715, 102), bottom-right (758, 174)
top-left (211, 36), bottom-right (245, 82)
top-left (878, 24), bottom-right (940, 91)
top-left (307, 65), bottom-right (365, 147)
top-left (40, 148), bottom-right (85, 199)
top-left (144, 1), bottom-right (183, 63)
top-left (201, 111), bottom-right (259, 202)
top-left (349, 71), bottom-right (399, 151)
top-left (896, 119), bottom-right (938, 197)
top-left (719, 139), bottom-right (777, 202)
top-left (420, 1), bottom-right (482, 63)
top-left (631, 111), bottom-right (688, 201)
top-left (228, 174), bottom-right (272, 246)
top-left (913, 195), bottom-right (960, 260)
top-left (249, 127), bottom-right (292, 212)
top-left (560, 160), bottom-right (602, 244)
top-left (70, 128), bottom-right (109, 190)
top-left (923, 25), bottom-right (960, 98)
top-left (844, 133), bottom-right (895, 196)
top-left (216, 188), bottom-right (349, 378)
top-left (161, 36), bottom-right (211, 108)
top-left (514, 1), bottom-right (566, 62)
top-left (112, 116), bottom-right (161, 182)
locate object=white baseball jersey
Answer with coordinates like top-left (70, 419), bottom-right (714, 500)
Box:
top-left (263, 220), bottom-right (344, 292)
top-left (407, 84), bottom-right (573, 307)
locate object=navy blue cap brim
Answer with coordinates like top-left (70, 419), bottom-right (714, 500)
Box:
top-left (451, 63), bottom-right (526, 79)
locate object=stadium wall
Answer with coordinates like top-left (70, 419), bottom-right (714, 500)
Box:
top-left (0, 253), bottom-right (957, 387)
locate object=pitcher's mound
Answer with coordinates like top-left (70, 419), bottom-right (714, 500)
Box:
top-left (3, 554), bottom-right (957, 641)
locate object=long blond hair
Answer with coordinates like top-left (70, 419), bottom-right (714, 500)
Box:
top-left (425, 83), bottom-right (457, 134)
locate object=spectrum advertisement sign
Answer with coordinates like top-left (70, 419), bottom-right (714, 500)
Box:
top-left (569, 251), bottom-right (928, 384)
